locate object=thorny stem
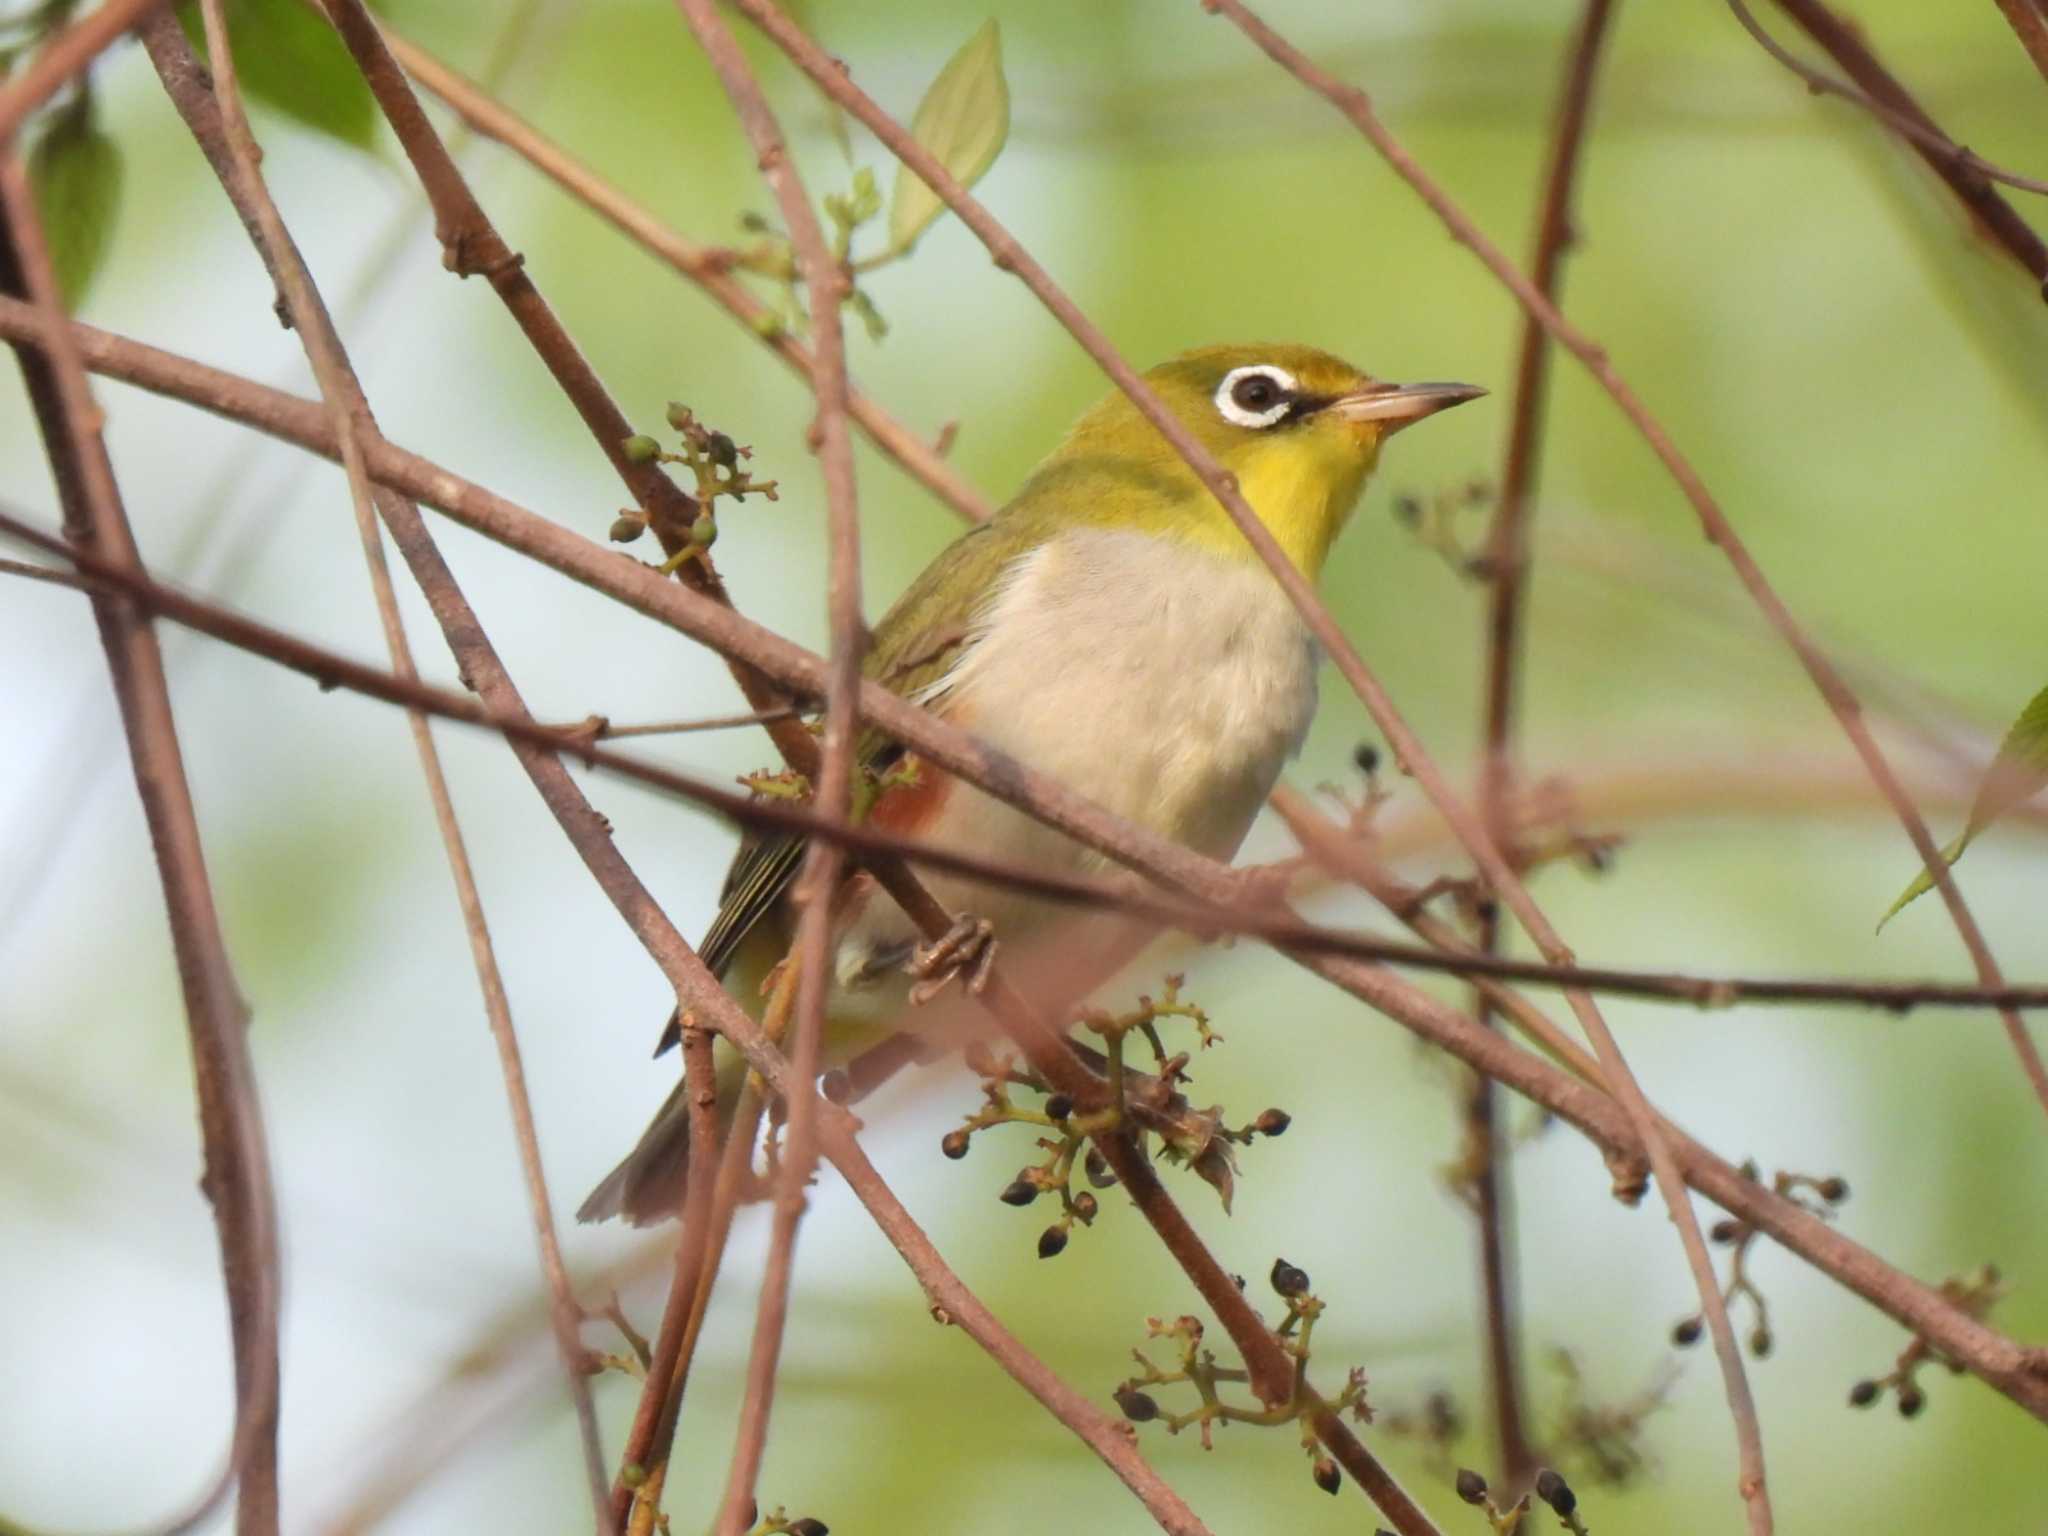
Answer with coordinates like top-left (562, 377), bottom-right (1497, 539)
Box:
top-left (1470, 0), bottom-right (1619, 1493)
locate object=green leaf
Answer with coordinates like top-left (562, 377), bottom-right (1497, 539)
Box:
top-left (27, 98), bottom-right (122, 308)
top-left (177, 0), bottom-right (378, 152)
top-left (886, 18), bottom-right (1008, 256)
top-left (1879, 682), bottom-right (2048, 928)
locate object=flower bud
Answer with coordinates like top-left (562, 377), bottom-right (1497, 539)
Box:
top-left (1671, 1317), bottom-right (1703, 1347)
top-left (1454, 1468), bottom-right (1488, 1506)
top-left (1269, 1258), bottom-right (1310, 1298)
top-left (1534, 1469), bottom-right (1575, 1516)
top-left (1044, 1093), bottom-right (1074, 1122)
top-left (940, 1129), bottom-right (971, 1160)
top-left (664, 401), bottom-right (692, 430)
top-left (1897, 1383), bottom-right (1925, 1418)
top-left (1312, 1456), bottom-right (1341, 1495)
top-left (789, 1520), bottom-right (828, 1536)
top-left (1818, 1175), bottom-right (1849, 1204)
top-left (1085, 1148), bottom-right (1118, 1188)
top-left (1749, 1325), bottom-right (1773, 1359)
top-left (1072, 1191), bottom-right (1099, 1221)
top-left (1353, 742), bottom-right (1380, 775)
top-left (1710, 1218), bottom-right (1742, 1244)
top-left (1254, 1108), bottom-right (1291, 1137)
top-left (609, 514), bottom-right (645, 543)
top-left (622, 433), bottom-right (661, 463)
top-left (1037, 1225), bottom-right (1068, 1259)
top-left (707, 431), bottom-right (738, 468)
top-left (689, 514), bottom-right (717, 547)
top-left (999, 1176), bottom-right (1039, 1207)
top-left (1115, 1386), bottom-right (1159, 1423)
top-left (1848, 1379), bottom-right (1880, 1408)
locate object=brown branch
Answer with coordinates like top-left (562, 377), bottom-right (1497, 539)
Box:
top-left (0, 155), bottom-right (279, 1535)
top-left (670, 4), bottom-right (865, 1531)
top-left (1201, 0), bottom-right (2048, 1127)
top-left (1737, 0), bottom-right (2048, 282)
top-left (1994, 0), bottom-right (2048, 85)
top-left (304, 16), bottom-right (1244, 1532)
top-left (0, 0), bottom-right (166, 142)
top-left (734, 3), bottom-right (1773, 1524)
top-left (146, 7), bottom-right (614, 1521)
top-left (19, 529), bottom-right (2048, 1030)
top-left (17, 307), bottom-right (2048, 1022)
top-left (13, 488), bottom-right (2048, 1431)
top-left (378, 24), bottom-right (993, 526)
top-left (1469, 0), bottom-right (1619, 1492)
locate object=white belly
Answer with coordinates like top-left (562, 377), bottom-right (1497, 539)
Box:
top-left (836, 526), bottom-right (1319, 992)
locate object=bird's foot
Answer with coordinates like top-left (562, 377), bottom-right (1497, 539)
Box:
top-left (906, 914), bottom-right (997, 1004)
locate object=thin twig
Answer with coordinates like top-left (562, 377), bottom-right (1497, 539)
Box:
top-left (0, 0), bottom-right (166, 142)
top-left (1730, 0), bottom-right (2048, 282)
top-left (1468, 0), bottom-right (1618, 1492)
top-left (671, 4), bottom-right (866, 1531)
top-left (729, 4), bottom-right (1771, 1526)
top-left (159, 7), bottom-right (612, 1520)
top-left (12, 500), bottom-right (2048, 1432)
top-left (1201, 0), bottom-right (2048, 1123)
top-left (15, 326), bottom-right (2048, 1029)
top-left (0, 156), bottom-right (280, 1536)
top-left (1993, 0), bottom-right (2048, 86)
top-left (379, 24), bottom-right (993, 526)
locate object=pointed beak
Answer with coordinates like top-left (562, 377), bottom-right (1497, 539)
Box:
top-left (1327, 380), bottom-right (1487, 434)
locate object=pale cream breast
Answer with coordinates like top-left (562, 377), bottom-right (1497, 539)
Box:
top-left (832, 527), bottom-right (1320, 1006)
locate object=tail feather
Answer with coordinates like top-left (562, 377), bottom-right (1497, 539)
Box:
top-left (578, 1046), bottom-right (747, 1226)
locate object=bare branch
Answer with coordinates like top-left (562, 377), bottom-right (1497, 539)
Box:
top-left (669, 3), bottom-right (866, 1530)
top-left (0, 150), bottom-right (279, 1536)
top-left (1469, 0), bottom-right (1619, 1490)
top-left (13, 496), bottom-right (2048, 1433)
top-left (1993, 0), bottom-right (2048, 86)
top-left (379, 23), bottom-right (993, 526)
top-left (0, 0), bottom-right (166, 142)
top-left (1198, 0), bottom-right (2048, 1125)
top-left (145, 9), bottom-right (612, 1518)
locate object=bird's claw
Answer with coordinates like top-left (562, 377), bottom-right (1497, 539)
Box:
top-left (906, 914), bottom-right (997, 1004)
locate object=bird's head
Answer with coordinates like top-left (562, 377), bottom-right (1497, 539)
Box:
top-left (1028, 342), bottom-right (1483, 577)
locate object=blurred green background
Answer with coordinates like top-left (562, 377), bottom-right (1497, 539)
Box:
top-left (5, 0), bottom-right (2048, 1531)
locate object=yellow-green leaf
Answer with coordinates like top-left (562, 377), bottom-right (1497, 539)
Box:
top-left (177, 0), bottom-right (378, 153)
top-left (886, 19), bottom-right (1008, 256)
top-left (1879, 682), bottom-right (2048, 928)
top-left (27, 100), bottom-right (122, 308)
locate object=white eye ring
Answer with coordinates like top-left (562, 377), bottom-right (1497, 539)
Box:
top-left (1214, 364), bottom-right (1299, 429)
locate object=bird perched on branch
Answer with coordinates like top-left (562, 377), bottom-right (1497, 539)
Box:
top-left (580, 343), bottom-right (1481, 1225)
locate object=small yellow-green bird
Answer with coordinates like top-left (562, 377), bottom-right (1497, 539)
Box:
top-left (580, 343), bottom-right (1481, 1224)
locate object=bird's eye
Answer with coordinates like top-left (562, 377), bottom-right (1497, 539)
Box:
top-left (1214, 364), bottom-right (1299, 429)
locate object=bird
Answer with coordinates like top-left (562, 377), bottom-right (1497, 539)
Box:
top-left (578, 342), bottom-right (1482, 1225)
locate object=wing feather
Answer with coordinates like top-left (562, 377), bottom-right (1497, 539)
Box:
top-left (655, 519), bottom-right (1026, 1052)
